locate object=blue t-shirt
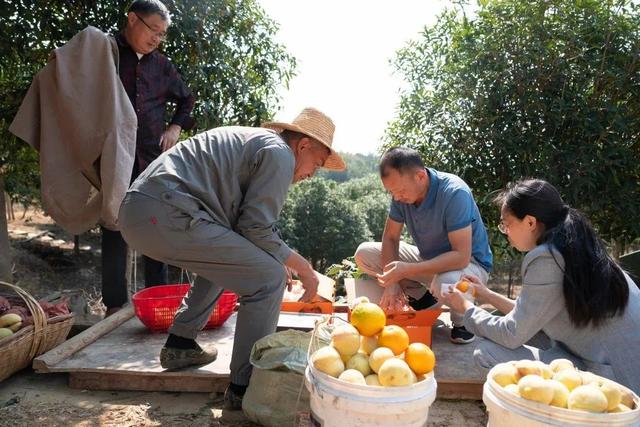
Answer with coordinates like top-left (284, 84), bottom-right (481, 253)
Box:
top-left (388, 168), bottom-right (493, 272)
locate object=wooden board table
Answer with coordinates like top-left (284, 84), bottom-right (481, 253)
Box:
top-left (33, 306), bottom-right (234, 393)
top-left (34, 285), bottom-right (485, 399)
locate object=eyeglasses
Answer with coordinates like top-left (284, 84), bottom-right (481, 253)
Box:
top-left (498, 221), bottom-right (509, 235)
top-left (135, 13), bottom-right (167, 41)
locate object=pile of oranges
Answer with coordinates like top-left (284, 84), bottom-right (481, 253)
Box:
top-left (311, 298), bottom-right (435, 387)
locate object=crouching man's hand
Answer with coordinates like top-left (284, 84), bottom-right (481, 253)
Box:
top-left (379, 283), bottom-right (410, 313)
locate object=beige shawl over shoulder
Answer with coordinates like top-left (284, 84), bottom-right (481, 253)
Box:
top-left (9, 26), bottom-right (136, 233)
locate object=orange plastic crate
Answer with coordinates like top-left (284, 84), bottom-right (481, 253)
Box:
top-left (280, 301), bottom-right (333, 314)
top-left (132, 284), bottom-right (238, 332)
top-left (385, 309), bottom-right (442, 347)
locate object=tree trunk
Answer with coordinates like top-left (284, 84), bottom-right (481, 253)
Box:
top-left (0, 174), bottom-right (12, 282)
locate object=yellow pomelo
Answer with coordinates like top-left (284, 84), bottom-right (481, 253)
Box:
top-left (533, 361), bottom-right (553, 380)
top-left (610, 404), bottom-right (632, 413)
top-left (549, 359), bottom-right (575, 374)
top-left (350, 302), bottom-right (386, 337)
top-left (365, 374), bottom-right (381, 386)
top-left (360, 335), bottom-right (378, 355)
top-left (568, 385), bottom-right (608, 413)
top-left (311, 346), bottom-right (345, 378)
top-left (492, 363), bottom-right (519, 387)
top-left (504, 383), bottom-right (520, 396)
top-left (331, 324), bottom-right (361, 358)
top-left (553, 369), bottom-right (582, 392)
top-left (548, 379), bottom-right (570, 408)
top-left (579, 371), bottom-right (602, 387)
top-left (518, 375), bottom-right (554, 405)
top-left (620, 386), bottom-right (636, 409)
top-left (369, 347), bottom-right (395, 374)
top-left (338, 369), bottom-right (366, 385)
top-left (378, 358), bottom-right (414, 387)
top-left (515, 360), bottom-right (543, 378)
top-left (346, 353), bottom-right (372, 377)
top-left (599, 381), bottom-right (622, 411)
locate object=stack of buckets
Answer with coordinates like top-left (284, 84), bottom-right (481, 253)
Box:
top-left (483, 365), bottom-right (640, 427)
top-left (305, 362), bottom-right (437, 426)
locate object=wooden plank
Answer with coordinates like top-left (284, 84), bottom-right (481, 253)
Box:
top-left (33, 305), bottom-right (134, 372)
top-left (35, 291), bottom-right (486, 398)
top-left (437, 381), bottom-right (484, 400)
top-left (46, 314), bottom-right (236, 375)
top-left (69, 371), bottom-right (227, 393)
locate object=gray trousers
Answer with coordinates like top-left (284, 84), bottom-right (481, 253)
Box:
top-left (118, 192), bottom-right (286, 385)
top-left (354, 241), bottom-right (489, 326)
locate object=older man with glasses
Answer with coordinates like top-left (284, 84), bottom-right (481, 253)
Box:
top-left (101, 0), bottom-right (196, 317)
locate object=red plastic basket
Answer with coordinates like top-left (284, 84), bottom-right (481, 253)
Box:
top-left (132, 284), bottom-right (238, 332)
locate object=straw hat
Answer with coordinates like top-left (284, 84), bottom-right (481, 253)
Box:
top-left (262, 107), bottom-right (346, 171)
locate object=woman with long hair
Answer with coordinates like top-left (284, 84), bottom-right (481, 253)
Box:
top-left (440, 179), bottom-right (640, 393)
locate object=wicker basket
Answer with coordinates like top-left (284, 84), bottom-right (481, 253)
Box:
top-left (0, 281), bottom-right (75, 382)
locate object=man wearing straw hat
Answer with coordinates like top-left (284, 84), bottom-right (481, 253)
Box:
top-left (118, 107), bottom-right (345, 409)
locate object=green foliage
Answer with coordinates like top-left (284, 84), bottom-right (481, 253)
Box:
top-left (337, 174), bottom-right (390, 241)
top-left (385, 0), bottom-right (640, 252)
top-left (324, 257), bottom-right (367, 297)
top-left (279, 178), bottom-right (372, 272)
top-left (0, 0), bottom-right (296, 203)
top-left (318, 153), bottom-right (379, 183)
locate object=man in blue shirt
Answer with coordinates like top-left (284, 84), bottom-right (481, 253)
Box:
top-left (355, 147), bottom-right (493, 344)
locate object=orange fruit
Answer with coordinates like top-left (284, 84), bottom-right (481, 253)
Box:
top-left (456, 281), bottom-right (476, 296)
top-left (350, 302), bottom-right (386, 337)
top-left (377, 325), bottom-right (410, 355)
top-left (404, 342), bottom-right (436, 375)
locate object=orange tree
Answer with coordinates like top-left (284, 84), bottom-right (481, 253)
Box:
top-left (0, 0), bottom-right (296, 279)
top-left (279, 177), bottom-right (372, 272)
top-left (385, 0), bottom-right (640, 257)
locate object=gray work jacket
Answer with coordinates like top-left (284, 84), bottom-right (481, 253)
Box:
top-left (129, 126), bottom-right (294, 263)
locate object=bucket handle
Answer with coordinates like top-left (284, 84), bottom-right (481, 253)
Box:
top-left (293, 314), bottom-right (349, 426)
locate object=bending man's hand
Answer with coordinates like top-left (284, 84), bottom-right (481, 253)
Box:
top-left (297, 270), bottom-right (319, 303)
top-left (285, 266), bottom-right (294, 292)
top-left (284, 251), bottom-right (318, 302)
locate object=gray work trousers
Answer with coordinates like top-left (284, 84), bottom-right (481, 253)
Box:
top-left (354, 241), bottom-right (489, 326)
top-left (118, 192), bottom-right (286, 385)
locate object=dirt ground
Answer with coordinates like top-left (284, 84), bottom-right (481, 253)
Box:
top-left (0, 370), bottom-right (487, 427)
top-left (3, 208), bottom-right (491, 426)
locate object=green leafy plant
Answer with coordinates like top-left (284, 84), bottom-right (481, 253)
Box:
top-left (324, 257), bottom-right (367, 297)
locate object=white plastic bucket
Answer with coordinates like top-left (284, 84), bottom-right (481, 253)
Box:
top-left (483, 370), bottom-right (640, 427)
top-left (305, 363), bottom-right (437, 427)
